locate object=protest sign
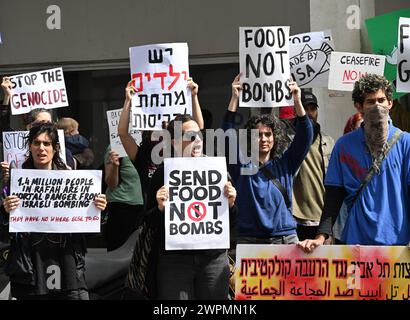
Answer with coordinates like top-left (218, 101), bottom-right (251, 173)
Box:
top-left (289, 30), bottom-right (332, 44)
top-left (164, 157), bottom-right (229, 250)
top-left (328, 52), bottom-right (386, 91)
top-left (235, 244), bottom-right (410, 300)
top-left (9, 67), bottom-right (68, 115)
top-left (3, 130), bottom-right (66, 168)
top-left (129, 43), bottom-right (192, 130)
top-left (106, 108), bottom-right (142, 158)
top-left (366, 8), bottom-right (410, 99)
top-left (9, 169), bottom-right (102, 233)
top-left (239, 26), bottom-right (292, 108)
top-left (290, 31), bottom-right (334, 88)
top-left (397, 17), bottom-right (410, 93)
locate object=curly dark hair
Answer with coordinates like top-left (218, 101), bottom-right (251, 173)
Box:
top-left (352, 74), bottom-right (393, 105)
top-left (23, 121), bottom-right (66, 169)
top-left (244, 113), bottom-right (286, 159)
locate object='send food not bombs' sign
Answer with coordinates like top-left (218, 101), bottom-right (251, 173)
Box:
top-left (164, 157), bottom-right (229, 250)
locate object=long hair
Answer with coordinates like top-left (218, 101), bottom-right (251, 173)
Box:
top-left (244, 113), bottom-right (286, 160)
top-left (23, 122), bottom-right (66, 170)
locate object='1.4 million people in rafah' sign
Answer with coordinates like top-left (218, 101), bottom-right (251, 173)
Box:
top-left (129, 42), bottom-right (192, 130)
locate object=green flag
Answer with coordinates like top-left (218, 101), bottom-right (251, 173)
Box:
top-left (365, 8), bottom-right (410, 99)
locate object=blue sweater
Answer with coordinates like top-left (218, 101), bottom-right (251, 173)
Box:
top-left (222, 111), bottom-right (313, 238)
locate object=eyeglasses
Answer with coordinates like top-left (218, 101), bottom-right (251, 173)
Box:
top-left (183, 131), bottom-right (203, 142)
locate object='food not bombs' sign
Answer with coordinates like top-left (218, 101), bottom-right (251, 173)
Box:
top-left (239, 26), bottom-right (292, 108)
top-left (164, 157), bottom-right (229, 250)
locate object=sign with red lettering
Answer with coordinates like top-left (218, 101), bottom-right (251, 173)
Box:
top-left (235, 244), bottom-right (410, 300)
top-left (239, 26), bottom-right (292, 108)
top-left (164, 157), bottom-right (229, 250)
top-left (9, 169), bottom-right (102, 233)
top-left (129, 43), bottom-right (192, 130)
top-left (328, 52), bottom-right (386, 91)
top-left (9, 67), bottom-right (68, 115)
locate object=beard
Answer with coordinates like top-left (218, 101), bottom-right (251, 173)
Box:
top-left (363, 104), bottom-right (390, 170)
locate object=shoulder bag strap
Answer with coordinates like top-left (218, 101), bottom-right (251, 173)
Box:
top-left (260, 165), bottom-right (291, 208)
top-left (352, 129), bottom-right (403, 204)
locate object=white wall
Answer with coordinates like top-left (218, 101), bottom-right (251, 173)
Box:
top-left (0, 0), bottom-right (310, 72)
top-left (311, 0), bottom-right (375, 141)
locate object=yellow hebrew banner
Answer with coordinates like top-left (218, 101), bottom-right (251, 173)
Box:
top-left (235, 244), bottom-right (410, 300)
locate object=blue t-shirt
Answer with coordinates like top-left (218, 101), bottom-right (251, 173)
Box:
top-left (325, 123), bottom-right (410, 245)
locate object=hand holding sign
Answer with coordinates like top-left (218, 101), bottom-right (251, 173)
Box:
top-left (187, 78), bottom-right (198, 97)
top-left (93, 194), bottom-right (107, 211)
top-left (1, 161), bottom-right (10, 183)
top-left (125, 80), bottom-right (137, 102)
top-left (3, 195), bottom-right (20, 213)
top-left (232, 74), bottom-right (243, 100)
top-left (1, 76), bottom-right (12, 104)
top-left (156, 185), bottom-right (169, 212)
top-left (224, 181), bottom-right (237, 208)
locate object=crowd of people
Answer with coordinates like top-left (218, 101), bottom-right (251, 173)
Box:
top-left (1, 71), bottom-right (410, 300)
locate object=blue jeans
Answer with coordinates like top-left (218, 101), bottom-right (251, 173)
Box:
top-left (156, 250), bottom-right (229, 300)
top-left (237, 233), bottom-right (299, 244)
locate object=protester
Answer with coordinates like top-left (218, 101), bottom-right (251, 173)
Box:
top-left (118, 78), bottom-right (204, 200)
top-left (103, 146), bottom-right (144, 251)
top-left (298, 74), bottom-right (410, 252)
top-left (0, 122), bottom-right (107, 299)
top-left (222, 74), bottom-right (313, 244)
top-left (1, 108), bottom-right (77, 181)
top-left (142, 112), bottom-right (237, 300)
top-left (1, 77), bottom-right (14, 202)
top-left (290, 91), bottom-right (335, 241)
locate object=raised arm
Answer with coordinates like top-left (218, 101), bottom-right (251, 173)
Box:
top-left (188, 78), bottom-right (204, 130)
top-left (228, 74), bottom-right (241, 113)
top-left (288, 78), bottom-right (305, 118)
top-left (104, 150), bottom-right (120, 189)
top-left (1, 76), bottom-right (12, 105)
top-left (118, 81), bottom-right (138, 162)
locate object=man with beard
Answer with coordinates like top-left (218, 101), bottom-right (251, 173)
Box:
top-left (298, 74), bottom-right (410, 251)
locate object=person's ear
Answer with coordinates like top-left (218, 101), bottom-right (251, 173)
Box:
top-left (386, 99), bottom-right (393, 110)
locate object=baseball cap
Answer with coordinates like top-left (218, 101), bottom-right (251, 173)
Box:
top-left (301, 91), bottom-right (319, 108)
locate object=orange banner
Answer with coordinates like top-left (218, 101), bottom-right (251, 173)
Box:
top-left (234, 244), bottom-right (410, 300)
